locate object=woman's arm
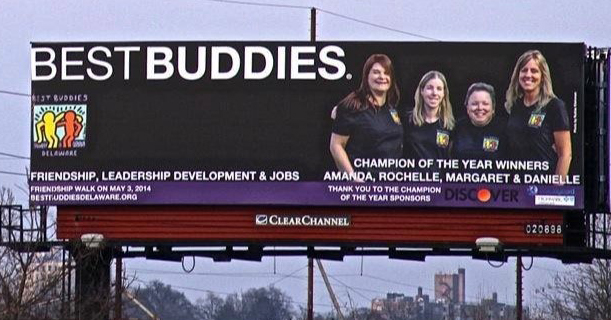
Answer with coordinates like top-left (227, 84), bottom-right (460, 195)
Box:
top-left (553, 130), bottom-right (572, 179)
top-left (329, 133), bottom-right (353, 173)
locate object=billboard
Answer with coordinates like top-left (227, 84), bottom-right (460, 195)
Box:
top-left (29, 41), bottom-right (584, 209)
top-left (608, 49), bottom-right (611, 211)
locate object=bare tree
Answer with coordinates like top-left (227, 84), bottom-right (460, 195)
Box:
top-left (533, 259), bottom-right (611, 320)
top-left (195, 286), bottom-right (296, 320)
top-left (531, 211), bottom-right (611, 320)
top-left (0, 187), bottom-right (65, 320)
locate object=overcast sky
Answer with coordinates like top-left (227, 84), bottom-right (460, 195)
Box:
top-left (1, 0), bottom-right (610, 313)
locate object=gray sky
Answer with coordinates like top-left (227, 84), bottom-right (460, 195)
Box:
top-left (1, 0), bottom-right (610, 313)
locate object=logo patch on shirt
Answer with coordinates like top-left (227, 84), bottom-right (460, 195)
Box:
top-left (389, 109), bottom-right (401, 125)
top-left (482, 136), bottom-right (499, 152)
top-left (436, 130), bottom-right (450, 148)
top-left (528, 112), bottom-right (546, 128)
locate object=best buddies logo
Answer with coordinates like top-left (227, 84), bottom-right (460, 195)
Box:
top-left (31, 45), bottom-right (348, 81)
top-left (32, 104), bottom-right (87, 156)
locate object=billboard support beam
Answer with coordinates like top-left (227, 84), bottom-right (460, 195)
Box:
top-left (74, 246), bottom-right (112, 320)
top-left (516, 255), bottom-right (523, 320)
top-left (307, 257), bottom-right (314, 320)
top-left (115, 254), bottom-right (123, 320)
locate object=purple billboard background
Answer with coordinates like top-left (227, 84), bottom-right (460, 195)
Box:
top-left (29, 181), bottom-right (584, 209)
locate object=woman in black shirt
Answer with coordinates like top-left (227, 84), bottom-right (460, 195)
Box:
top-left (330, 54), bottom-right (402, 174)
top-left (504, 50), bottom-right (571, 176)
top-left (404, 70), bottom-right (455, 159)
top-left (453, 83), bottom-right (506, 160)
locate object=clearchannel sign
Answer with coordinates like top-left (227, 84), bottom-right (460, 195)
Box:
top-left (29, 41), bottom-right (584, 209)
top-left (255, 214), bottom-right (351, 227)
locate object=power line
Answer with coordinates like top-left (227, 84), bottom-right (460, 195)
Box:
top-left (131, 267), bottom-right (305, 279)
top-left (531, 265), bottom-right (566, 274)
top-left (132, 278), bottom-right (334, 308)
top-left (203, 0), bottom-right (310, 10)
top-left (328, 275), bottom-right (385, 296)
top-left (201, 0), bottom-right (439, 41)
top-left (328, 274), bottom-right (374, 302)
top-left (0, 170), bottom-right (27, 177)
top-left (0, 151), bottom-right (30, 160)
top-left (316, 8), bottom-right (441, 41)
top-left (0, 90), bottom-right (30, 98)
top-left (269, 265), bottom-right (308, 286)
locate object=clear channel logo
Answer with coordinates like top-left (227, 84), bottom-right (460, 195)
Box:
top-left (255, 214), bottom-right (351, 227)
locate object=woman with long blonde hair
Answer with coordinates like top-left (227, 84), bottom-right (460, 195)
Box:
top-left (403, 70), bottom-right (455, 159)
top-left (504, 50), bottom-right (571, 178)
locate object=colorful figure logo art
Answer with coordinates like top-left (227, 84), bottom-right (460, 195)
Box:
top-left (482, 136), bottom-right (499, 152)
top-left (436, 130), bottom-right (450, 148)
top-left (528, 112), bottom-right (546, 128)
top-left (33, 105), bottom-right (87, 149)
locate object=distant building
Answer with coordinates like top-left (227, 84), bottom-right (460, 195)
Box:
top-left (23, 251), bottom-right (67, 300)
top-left (371, 287), bottom-right (436, 320)
top-left (371, 292), bottom-right (410, 316)
top-left (434, 268), bottom-right (465, 304)
top-left (461, 292), bottom-right (517, 320)
top-left (370, 268), bottom-right (520, 320)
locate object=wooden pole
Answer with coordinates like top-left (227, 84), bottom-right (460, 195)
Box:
top-left (310, 8), bottom-right (316, 42)
top-left (316, 259), bottom-right (345, 320)
top-left (307, 258), bottom-right (314, 320)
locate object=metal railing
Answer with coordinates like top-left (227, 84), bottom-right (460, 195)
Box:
top-left (585, 47), bottom-right (611, 254)
top-left (0, 204), bottom-right (49, 251)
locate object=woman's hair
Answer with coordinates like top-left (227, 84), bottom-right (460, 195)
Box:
top-left (464, 82), bottom-right (496, 111)
top-left (339, 54), bottom-right (400, 111)
top-left (412, 70), bottom-right (454, 130)
top-left (504, 50), bottom-right (556, 114)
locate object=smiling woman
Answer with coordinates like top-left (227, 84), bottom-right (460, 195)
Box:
top-left (453, 82), bottom-right (507, 160)
top-left (504, 50), bottom-right (571, 177)
top-left (403, 70), bottom-right (455, 160)
top-left (329, 54), bottom-right (403, 177)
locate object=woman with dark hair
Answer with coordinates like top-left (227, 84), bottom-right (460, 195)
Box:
top-left (403, 70), bottom-right (455, 159)
top-left (453, 82), bottom-right (506, 160)
top-left (505, 50), bottom-right (571, 176)
top-left (329, 54), bottom-right (402, 174)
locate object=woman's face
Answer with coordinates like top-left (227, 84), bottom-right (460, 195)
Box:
top-left (466, 90), bottom-right (494, 126)
top-left (421, 77), bottom-right (445, 110)
top-left (367, 63), bottom-right (391, 95)
top-left (518, 58), bottom-right (542, 94)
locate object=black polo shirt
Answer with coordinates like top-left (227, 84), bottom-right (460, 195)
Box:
top-left (332, 102), bottom-right (403, 163)
top-left (506, 97), bottom-right (570, 171)
top-left (453, 115), bottom-right (507, 160)
top-left (403, 112), bottom-right (452, 160)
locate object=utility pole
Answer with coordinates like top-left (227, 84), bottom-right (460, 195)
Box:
top-left (310, 7), bottom-right (317, 42)
top-left (316, 259), bottom-right (345, 320)
top-left (306, 10), bottom-right (316, 320)
top-left (124, 291), bottom-right (158, 320)
top-left (115, 255), bottom-right (123, 320)
top-left (307, 257), bottom-right (314, 320)
top-left (516, 255), bottom-right (523, 320)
